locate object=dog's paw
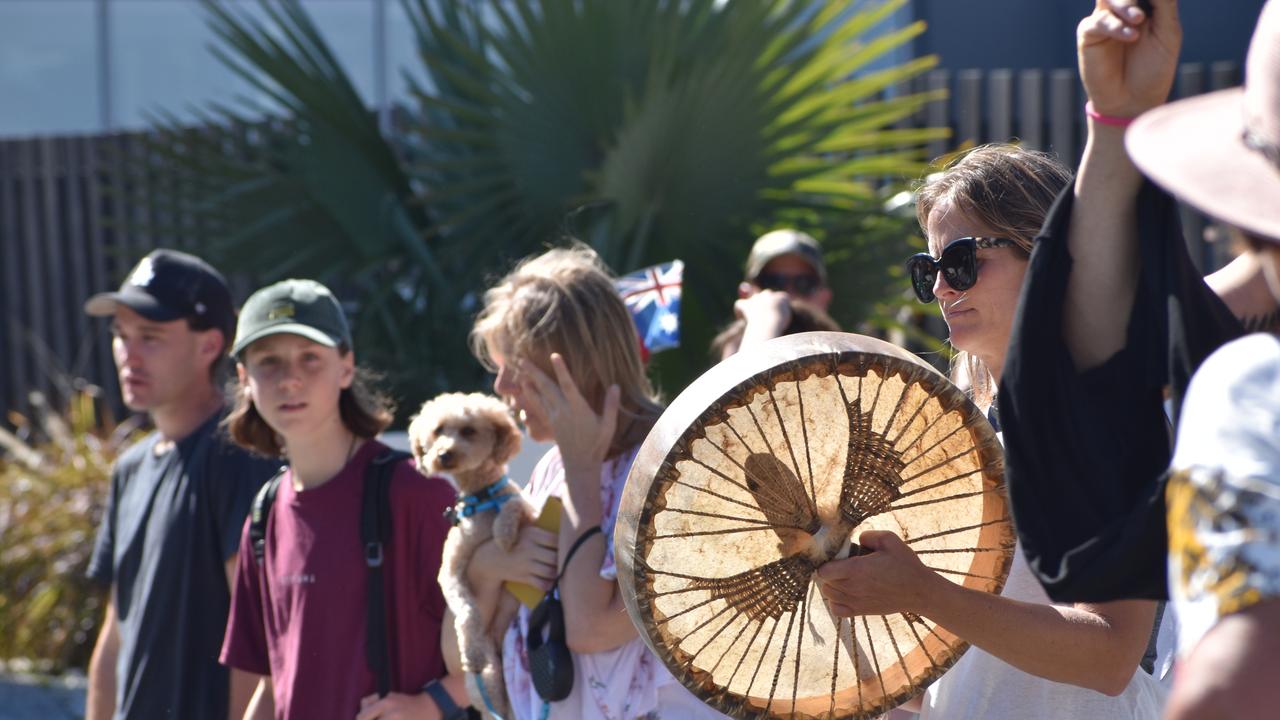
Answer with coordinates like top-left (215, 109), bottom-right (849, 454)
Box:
top-left (493, 499), bottom-right (527, 552)
top-left (493, 525), bottom-right (519, 552)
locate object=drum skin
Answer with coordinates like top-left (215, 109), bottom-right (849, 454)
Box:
top-left (616, 332), bottom-right (1013, 719)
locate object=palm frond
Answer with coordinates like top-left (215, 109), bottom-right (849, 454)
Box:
top-left (118, 0), bottom-right (952, 407)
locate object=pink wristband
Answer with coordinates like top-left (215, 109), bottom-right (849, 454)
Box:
top-left (1085, 101), bottom-right (1136, 128)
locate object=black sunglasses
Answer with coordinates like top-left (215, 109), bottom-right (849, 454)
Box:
top-left (755, 272), bottom-right (822, 296)
top-left (906, 237), bottom-right (1019, 303)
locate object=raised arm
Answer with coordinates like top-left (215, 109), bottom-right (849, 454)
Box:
top-left (730, 290), bottom-right (794, 358)
top-left (1065, 0), bottom-right (1182, 369)
top-left (1207, 251), bottom-right (1280, 331)
top-left (818, 531), bottom-right (1157, 695)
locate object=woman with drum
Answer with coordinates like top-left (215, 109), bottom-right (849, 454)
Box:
top-left (815, 143), bottom-right (1167, 718)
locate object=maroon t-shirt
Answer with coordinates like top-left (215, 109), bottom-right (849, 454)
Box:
top-left (220, 441), bottom-right (455, 719)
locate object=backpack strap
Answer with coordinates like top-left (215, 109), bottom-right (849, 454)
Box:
top-left (249, 466), bottom-right (289, 564)
top-left (361, 448), bottom-right (411, 697)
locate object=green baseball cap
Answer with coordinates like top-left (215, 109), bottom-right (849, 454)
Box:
top-left (231, 279), bottom-right (352, 358)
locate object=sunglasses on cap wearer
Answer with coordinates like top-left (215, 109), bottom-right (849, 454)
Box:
top-left (754, 272), bottom-right (823, 297)
top-left (906, 236), bottom-right (1020, 303)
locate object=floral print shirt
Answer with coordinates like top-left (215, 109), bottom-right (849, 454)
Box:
top-left (1168, 334), bottom-right (1280, 655)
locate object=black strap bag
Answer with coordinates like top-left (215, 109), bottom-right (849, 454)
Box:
top-left (525, 525), bottom-right (602, 702)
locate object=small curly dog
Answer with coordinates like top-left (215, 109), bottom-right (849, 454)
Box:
top-left (409, 391), bottom-right (530, 719)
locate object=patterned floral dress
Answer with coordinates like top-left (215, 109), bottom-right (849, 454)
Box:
top-left (501, 445), bottom-right (725, 720)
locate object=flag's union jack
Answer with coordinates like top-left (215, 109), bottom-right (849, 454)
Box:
top-left (615, 259), bottom-right (683, 360)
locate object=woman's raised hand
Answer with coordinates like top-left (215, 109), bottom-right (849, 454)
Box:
top-left (519, 353), bottom-right (621, 474)
top-left (1078, 0), bottom-right (1182, 118)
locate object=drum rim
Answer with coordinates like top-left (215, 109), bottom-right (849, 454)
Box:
top-left (616, 332), bottom-right (1012, 719)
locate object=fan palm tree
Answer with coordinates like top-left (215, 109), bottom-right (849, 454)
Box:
top-left (127, 0), bottom-right (948, 410)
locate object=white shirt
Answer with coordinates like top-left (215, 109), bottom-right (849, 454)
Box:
top-left (919, 428), bottom-right (1168, 719)
top-left (917, 543), bottom-right (1167, 719)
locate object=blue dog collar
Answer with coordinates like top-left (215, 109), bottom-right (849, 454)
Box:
top-left (445, 476), bottom-right (514, 525)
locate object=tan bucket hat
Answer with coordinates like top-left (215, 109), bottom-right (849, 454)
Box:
top-left (1127, 0), bottom-right (1280, 241)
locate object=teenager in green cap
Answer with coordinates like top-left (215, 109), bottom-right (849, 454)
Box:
top-left (219, 279), bottom-right (472, 720)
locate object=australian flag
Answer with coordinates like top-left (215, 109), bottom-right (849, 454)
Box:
top-left (615, 259), bottom-right (683, 361)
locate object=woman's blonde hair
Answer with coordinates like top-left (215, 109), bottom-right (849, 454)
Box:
top-left (915, 144), bottom-right (1072, 406)
top-left (470, 243), bottom-right (664, 455)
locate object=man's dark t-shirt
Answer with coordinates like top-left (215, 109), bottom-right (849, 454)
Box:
top-left (87, 411), bottom-right (278, 720)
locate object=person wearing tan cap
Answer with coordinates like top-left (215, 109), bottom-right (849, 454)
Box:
top-left (720, 229), bottom-right (836, 358)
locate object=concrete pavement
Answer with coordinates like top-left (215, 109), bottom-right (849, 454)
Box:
top-left (0, 672), bottom-right (85, 720)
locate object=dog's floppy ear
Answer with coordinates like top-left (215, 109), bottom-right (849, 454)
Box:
top-left (491, 413), bottom-right (522, 465)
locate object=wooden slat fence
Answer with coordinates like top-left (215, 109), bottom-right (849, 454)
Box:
top-left (0, 61), bottom-right (1242, 425)
top-left (0, 132), bottom-right (214, 425)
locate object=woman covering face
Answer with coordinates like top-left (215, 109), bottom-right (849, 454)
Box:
top-left (465, 245), bottom-right (725, 720)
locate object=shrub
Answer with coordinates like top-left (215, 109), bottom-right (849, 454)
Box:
top-left (0, 388), bottom-right (141, 672)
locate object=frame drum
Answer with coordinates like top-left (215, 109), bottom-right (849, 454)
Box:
top-left (616, 332), bottom-right (1013, 719)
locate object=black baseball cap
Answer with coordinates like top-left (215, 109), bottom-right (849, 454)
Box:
top-left (84, 249), bottom-right (235, 340)
top-left (231, 279), bottom-right (352, 358)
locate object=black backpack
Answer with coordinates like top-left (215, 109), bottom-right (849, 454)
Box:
top-left (248, 448), bottom-right (410, 697)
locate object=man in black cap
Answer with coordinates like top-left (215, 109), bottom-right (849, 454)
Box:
top-left (82, 249), bottom-right (278, 720)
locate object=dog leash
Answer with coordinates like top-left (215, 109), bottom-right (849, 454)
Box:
top-left (474, 673), bottom-right (509, 720)
top-left (445, 476), bottom-right (514, 526)
top-left (472, 673), bottom-right (550, 720)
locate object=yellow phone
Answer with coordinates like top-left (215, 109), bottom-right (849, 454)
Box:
top-left (504, 495), bottom-right (563, 608)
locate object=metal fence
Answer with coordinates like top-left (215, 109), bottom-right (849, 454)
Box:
top-left (913, 62), bottom-right (1242, 269)
top-left (2, 134), bottom-right (122, 425)
top-left (0, 61), bottom-right (1242, 424)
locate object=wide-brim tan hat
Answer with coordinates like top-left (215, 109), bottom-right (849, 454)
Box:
top-left (1127, 0), bottom-right (1280, 242)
